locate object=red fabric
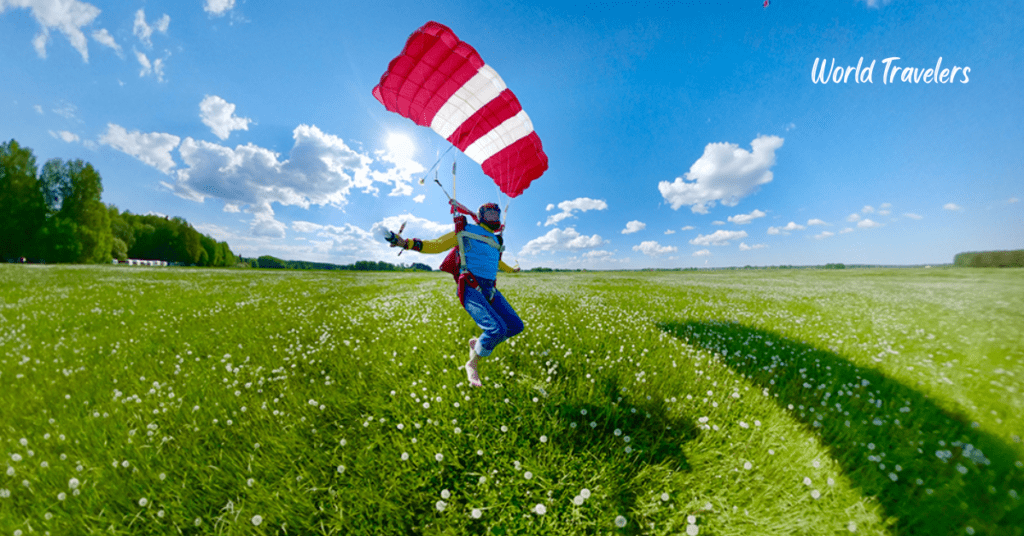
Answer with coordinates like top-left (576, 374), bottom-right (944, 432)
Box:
top-left (447, 89), bottom-right (523, 152)
top-left (481, 132), bottom-right (547, 197)
top-left (372, 22), bottom-right (484, 126)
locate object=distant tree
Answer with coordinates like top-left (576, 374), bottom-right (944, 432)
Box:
top-left (37, 158), bottom-right (112, 263)
top-left (0, 140), bottom-right (47, 260)
top-left (257, 255), bottom-right (286, 269)
top-left (410, 262), bottom-right (432, 271)
top-left (111, 237), bottom-right (128, 261)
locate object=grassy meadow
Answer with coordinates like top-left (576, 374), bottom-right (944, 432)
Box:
top-left (0, 265), bottom-right (1021, 535)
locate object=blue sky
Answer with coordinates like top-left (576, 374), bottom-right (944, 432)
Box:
top-left (2, 0), bottom-right (1021, 269)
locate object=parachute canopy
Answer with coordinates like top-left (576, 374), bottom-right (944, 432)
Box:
top-left (372, 21), bottom-right (548, 198)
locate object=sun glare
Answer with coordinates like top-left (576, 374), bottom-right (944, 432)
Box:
top-left (386, 132), bottom-right (415, 160)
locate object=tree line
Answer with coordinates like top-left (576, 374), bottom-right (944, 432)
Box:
top-left (1, 139), bottom-right (237, 266)
top-left (953, 250), bottom-right (1024, 268)
top-left (244, 255), bottom-right (432, 272)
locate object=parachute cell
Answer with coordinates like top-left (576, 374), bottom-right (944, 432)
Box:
top-left (373, 21), bottom-right (548, 198)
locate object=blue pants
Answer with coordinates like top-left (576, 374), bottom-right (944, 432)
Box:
top-left (461, 277), bottom-right (523, 357)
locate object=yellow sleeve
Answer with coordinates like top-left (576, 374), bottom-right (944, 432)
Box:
top-left (499, 259), bottom-right (515, 273)
top-left (410, 230), bottom-right (457, 254)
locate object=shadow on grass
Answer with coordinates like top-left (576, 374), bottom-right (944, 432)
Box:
top-left (659, 320), bottom-right (1024, 536)
top-left (483, 373), bottom-right (700, 536)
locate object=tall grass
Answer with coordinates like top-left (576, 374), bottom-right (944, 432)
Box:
top-left (0, 265), bottom-right (1020, 535)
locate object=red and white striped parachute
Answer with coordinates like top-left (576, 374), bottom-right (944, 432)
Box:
top-left (372, 21), bottom-right (548, 198)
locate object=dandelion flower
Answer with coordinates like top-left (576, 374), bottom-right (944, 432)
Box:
top-left (614, 429), bottom-right (622, 436)
top-left (57, 492), bottom-right (66, 501)
top-left (436, 500), bottom-right (447, 512)
top-left (615, 515), bottom-right (627, 527)
top-left (247, 478), bottom-right (255, 487)
top-left (580, 488), bottom-right (591, 499)
top-left (661, 492), bottom-right (670, 501)
top-left (251, 515), bottom-right (263, 526)
top-left (524, 471), bottom-right (533, 480)
top-left (803, 477), bottom-right (812, 486)
top-left (848, 521), bottom-right (857, 532)
top-left (0, 489), bottom-right (9, 498)
top-left (688, 515), bottom-right (697, 523)
top-left (194, 517), bottom-right (203, 526)
top-left (687, 524), bottom-right (700, 535)
top-left (401, 452), bottom-right (409, 461)
top-left (441, 489), bottom-right (451, 499)
top-left (573, 495), bottom-right (585, 505)
top-left (138, 497), bottom-right (148, 507)
top-left (471, 508), bottom-right (482, 519)
top-left (811, 489), bottom-right (821, 499)
top-left (744, 461), bottom-right (752, 470)
top-left (540, 435), bottom-right (548, 443)
top-left (10, 454), bottom-right (22, 462)
top-left (533, 503), bottom-right (547, 515)
top-left (337, 465), bottom-right (346, 474)
top-left (69, 478), bottom-right (80, 490)
top-left (435, 453), bottom-right (444, 462)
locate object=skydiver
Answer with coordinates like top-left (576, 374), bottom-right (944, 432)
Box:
top-left (384, 202), bottom-right (523, 388)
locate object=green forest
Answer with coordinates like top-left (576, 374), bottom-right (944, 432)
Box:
top-left (1, 139), bottom-right (237, 266)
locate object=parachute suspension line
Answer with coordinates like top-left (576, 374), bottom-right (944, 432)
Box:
top-left (419, 145), bottom-right (456, 186)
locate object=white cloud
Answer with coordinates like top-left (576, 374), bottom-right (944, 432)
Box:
top-left (840, 227), bottom-right (854, 234)
top-left (370, 214), bottom-right (451, 239)
top-left (738, 242), bottom-right (766, 251)
top-left (943, 203), bottom-right (962, 211)
top-left (690, 229), bottom-right (748, 246)
top-left (583, 250), bottom-right (613, 259)
top-left (204, 0), bottom-right (235, 16)
top-left (49, 130), bottom-right (79, 143)
top-left (199, 95), bottom-right (253, 140)
top-left (712, 221), bottom-right (725, 226)
top-left (90, 28), bottom-right (121, 56)
top-left (621, 220), bottom-right (646, 234)
top-left (135, 50), bottom-right (166, 82)
top-left (633, 241), bottom-right (677, 256)
top-left (856, 0), bottom-right (893, 8)
top-left (878, 202), bottom-right (892, 216)
top-left (33, 104), bottom-right (44, 114)
top-left (1009, 198), bottom-right (1019, 204)
top-left (658, 135), bottom-right (783, 213)
top-left (814, 231), bottom-right (835, 240)
top-left (766, 221), bottom-right (805, 235)
top-left (413, 195), bottom-right (425, 203)
top-left (1, 0), bottom-right (101, 61)
top-left (167, 124), bottom-right (400, 212)
top-left (692, 249), bottom-right (711, 257)
top-left (904, 213), bottom-right (923, 220)
top-left (223, 203), bottom-right (240, 213)
top-left (807, 218), bottom-right (828, 226)
top-left (846, 213), bottom-right (861, 222)
top-left (250, 211), bottom-right (286, 239)
top-left (727, 209), bottom-right (766, 225)
top-left (857, 219), bottom-right (883, 228)
top-left (133, 9), bottom-right (169, 48)
top-left (544, 197), bottom-right (607, 226)
top-left (680, 225), bottom-right (695, 231)
top-left (664, 229), bottom-right (675, 235)
top-left (862, 205), bottom-right (875, 214)
top-left (99, 123), bottom-right (180, 174)
top-left (520, 227), bottom-right (606, 255)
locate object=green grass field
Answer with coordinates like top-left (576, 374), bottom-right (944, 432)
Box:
top-left (1, 265), bottom-right (1021, 535)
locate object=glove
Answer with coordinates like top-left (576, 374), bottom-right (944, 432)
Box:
top-left (384, 229), bottom-right (407, 248)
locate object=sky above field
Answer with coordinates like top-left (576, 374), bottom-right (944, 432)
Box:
top-left (2, 0), bottom-right (1021, 269)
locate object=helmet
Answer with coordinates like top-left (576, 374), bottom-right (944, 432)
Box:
top-left (478, 203), bottom-right (501, 230)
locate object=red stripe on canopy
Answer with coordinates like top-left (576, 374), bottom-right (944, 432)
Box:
top-left (482, 132), bottom-right (548, 198)
top-left (446, 88), bottom-right (523, 152)
top-left (372, 22), bottom-right (485, 126)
